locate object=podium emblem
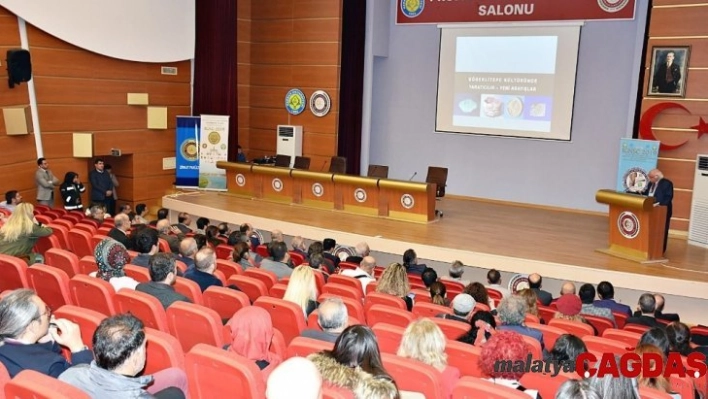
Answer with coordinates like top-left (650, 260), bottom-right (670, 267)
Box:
top-left (401, 194), bottom-right (415, 209)
top-left (235, 174), bottom-right (246, 187)
top-left (272, 178), bottom-right (284, 192)
top-left (312, 183), bottom-right (324, 197)
top-left (618, 211), bottom-right (640, 239)
top-left (354, 188), bottom-right (367, 203)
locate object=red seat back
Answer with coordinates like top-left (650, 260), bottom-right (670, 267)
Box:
top-left (338, 261), bottom-right (358, 271)
top-left (68, 229), bottom-right (94, 258)
top-left (268, 283), bottom-right (288, 299)
top-left (366, 304), bottom-right (415, 329)
top-left (584, 314), bottom-right (615, 336)
top-left (327, 275), bottom-right (363, 295)
top-left (203, 286), bottom-right (251, 320)
top-left (34, 234), bottom-right (62, 257)
top-left (521, 334), bottom-right (543, 360)
top-left (601, 328), bottom-right (642, 348)
top-left (446, 340), bottom-right (486, 378)
top-left (256, 244), bottom-right (269, 258)
top-left (453, 376), bottom-right (531, 399)
top-left (227, 275), bottom-right (268, 303)
top-left (215, 244), bottom-right (233, 260)
top-left (624, 323), bottom-right (651, 334)
top-left (167, 301), bottom-right (225, 351)
top-left (53, 305), bottom-right (106, 350)
top-left (372, 323), bottom-right (405, 354)
top-left (519, 372), bottom-right (572, 399)
top-left (638, 387), bottom-right (674, 399)
top-left (74, 222), bottom-right (97, 235)
top-left (286, 336), bottom-right (334, 358)
top-left (62, 213), bottom-right (83, 224)
top-left (548, 318), bottom-right (595, 337)
top-left (288, 251), bottom-right (304, 266)
top-left (144, 327), bottom-right (185, 374)
top-left (185, 344), bottom-right (265, 399)
top-left (613, 311), bottom-right (628, 328)
top-left (254, 296), bottom-right (307, 345)
top-left (26, 264), bottom-right (73, 310)
top-left (78, 256), bottom-right (99, 275)
top-left (365, 292), bottom-right (406, 313)
top-left (91, 234), bottom-right (109, 251)
top-left (323, 283), bottom-right (363, 304)
top-left (412, 302), bottom-right (452, 319)
top-left (537, 305), bottom-right (556, 325)
top-left (45, 248), bottom-right (80, 277)
top-left (583, 336), bottom-right (632, 355)
top-left (244, 268), bottom-right (278, 290)
top-left (411, 289), bottom-right (432, 303)
top-left (46, 223), bottom-right (70, 248)
top-left (68, 274), bottom-right (117, 316)
top-left (431, 317), bottom-right (470, 340)
top-left (526, 322), bottom-right (567, 350)
top-left (115, 289), bottom-right (168, 332)
top-left (0, 361), bottom-right (10, 397)
top-left (382, 353), bottom-right (445, 399)
top-left (174, 276), bottom-right (204, 305)
top-left (4, 370), bottom-right (91, 399)
top-left (0, 254), bottom-right (29, 291)
top-left (50, 219), bottom-right (74, 232)
top-left (124, 264), bottom-right (151, 283)
top-left (215, 259), bottom-right (243, 280)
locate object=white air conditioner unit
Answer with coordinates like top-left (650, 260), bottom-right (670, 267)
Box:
top-left (276, 125), bottom-right (303, 168)
top-left (688, 154), bottom-right (708, 248)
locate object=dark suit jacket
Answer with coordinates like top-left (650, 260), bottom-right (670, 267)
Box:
top-left (323, 252), bottom-right (340, 272)
top-left (643, 178), bottom-right (673, 218)
top-left (653, 62), bottom-right (681, 93)
top-left (0, 341), bottom-right (93, 378)
top-left (159, 233), bottom-right (182, 254)
top-left (531, 288), bottom-right (552, 306)
top-left (626, 315), bottom-right (663, 329)
top-left (184, 268), bottom-right (223, 292)
top-left (108, 228), bottom-right (134, 250)
top-left (136, 281), bottom-right (191, 310)
top-left (172, 223), bottom-right (192, 234)
top-left (632, 310), bottom-right (680, 323)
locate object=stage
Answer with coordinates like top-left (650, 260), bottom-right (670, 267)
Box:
top-left (162, 191), bottom-right (708, 301)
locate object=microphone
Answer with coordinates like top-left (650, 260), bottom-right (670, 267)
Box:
top-left (408, 172), bottom-right (417, 181)
top-left (320, 160), bottom-right (327, 172)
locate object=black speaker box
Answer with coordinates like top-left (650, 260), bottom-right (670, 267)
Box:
top-left (6, 49), bottom-right (32, 88)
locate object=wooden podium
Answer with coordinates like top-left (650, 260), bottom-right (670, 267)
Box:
top-left (595, 189), bottom-right (667, 263)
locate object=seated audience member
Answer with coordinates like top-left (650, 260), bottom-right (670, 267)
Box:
top-left (136, 253), bottom-right (191, 310)
top-left (133, 203), bottom-right (149, 225)
top-left (93, 238), bottom-right (139, 291)
top-left (217, 222), bottom-right (230, 239)
top-left (149, 208), bottom-right (168, 227)
top-left (290, 236), bottom-right (309, 262)
top-left (653, 294), bottom-right (680, 322)
top-left (402, 248), bottom-right (426, 275)
top-left (307, 253), bottom-right (330, 283)
top-left (516, 289), bottom-right (540, 321)
top-left (172, 212), bottom-right (192, 234)
top-left (177, 237), bottom-right (197, 270)
top-left (376, 262), bottom-right (414, 311)
top-left (308, 325), bottom-right (398, 398)
top-left (555, 380), bottom-right (602, 399)
top-left (117, 204), bottom-right (131, 215)
top-left (440, 261), bottom-right (469, 286)
top-left (301, 298), bottom-right (348, 343)
top-left (192, 233), bottom-right (208, 250)
top-left (270, 229), bottom-right (284, 243)
top-left (464, 282), bottom-right (496, 311)
top-left (528, 273), bottom-right (552, 306)
top-left (184, 248), bottom-right (223, 292)
top-left (322, 238), bottom-right (340, 271)
top-left (429, 282), bottom-right (449, 306)
top-left (439, 293), bottom-right (475, 323)
top-left (421, 267), bottom-right (438, 289)
top-left (626, 293), bottom-right (663, 328)
top-left (156, 219), bottom-right (183, 254)
top-left (266, 357), bottom-right (322, 399)
top-left (544, 334), bottom-right (587, 364)
top-left (226, 307), bottom-right (282, 379)
top-left (108, 213), bottom-right (134, 250)
top-left (340, 255), bottom-right (376, 293)
top-left (587, 355), bottom-right (640, 399)
top-left (579, 283), bottom-right (616, 326)
top-left (639, 328), bottom-right (670, 357)
top-left (59, 314), bottom-right (187, 399)
top-left (0, 190), bottom-right (22, 213)
top-left (194, 217), bottom-right (210, 235)
top-left (232, 241), bottom-right (256, 270)
top-left (308, 241), bottom-right (334, 273)
top-left (593, 280), bottom-right (632, 317)
top-left (260, 241), bottom-right (293, 279)
top-left (485, 269), bottom-right (511, 298)
top-left (496, 295), bottom-right (544, 349)
top-left (283, 265), bottom-right (319, 317)
top-left (226, 230), bottom-right (242, 246)
top-left (346, 242), bottom-right (370, 265)
top-left (553, 294), bottom-right (595, 333)
top-left (666, 322), bottom-right (708, 360)
top-left (552, 281), bottom-right (576, 304)
top-left (480, 331), bottom-right (540, 398)
top-left (0, 203), bottom-right (52, 265)
top-left (458, 310), bottom-right (496, 346)
top-left (0, 289), bottom-right (93, 378)
top-left (131, 226), bottom-right (159, 267)
top-left (205, 225), bottom-right (221, 247)
top-left (634, 344), bottom-right (681, 399)
top-left (240, 222), bottom-right (261, 250)
top-left (397, 319), bottom-right (461, 399)
top-left (85, 204), bottom-right (106, 227)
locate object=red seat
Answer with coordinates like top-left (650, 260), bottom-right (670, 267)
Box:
top-left (97, 226), bottom-right (112, 236)
top-left (78, 256), bottom-right (99, 275)
top-left (214, 244), bottom-right (233, 260)
top-left (367, 304), bottom-right (415, 329)
top-left (382, 353), bottom-right (444, 399)
top-left (124, 264), bottom-right (151, 283)
top-left (526, 322), bottom-right (567, 350)
top-left (318, 293), bottom-right (366, 323)
top-left (26, 264), bottom-right (73, 310)
top-left (0, 361), bottom-right (10, 396)
top-left (185, 344), bottom-right (265, 399)
top-left (270, 328), bottom-right (288, 360)
top-left (327, 275), bottom-right (364, 295)
top-left (215, 259), bottom-right (243, 280)
top-left (372, 323), bottom-right (405, 354)
top-left (519, 372), bottom-right (572, 399)
top-left (670, 375), bottom-right (695, 399)
top-left (601, 328), bottom-right (642, 348)
top-left (446, 340), bottom-right (486, 378)
top-left (365, 281), bottom-right (378, 294)
top-left (62, 213), bottom-right (83, 225)
top-left (269, 283), bottom-right (288, 299)
top-left (254, 296), bottom-right (307, 345)
top-left (4, 369), bottom-right (91, 399)
top-left (144, 327), bottom-right (186, 374)
top-left (624, 323), bottom-right (651, 334)
top-left (411, 288), bottom-right (432, 303)
top-left (68, 229), bottom-right (94, 258)
top-left (365, 292), bottom-right (406, 313)
top-left (158, 238), bottom-right (171, 253)
top-left (45, 248), bottom-right (80, 277)
top-left (227, 275), bottom-right (268, 303)
top-left (453, 376), bottom-right (530, 399)
top-left (46, 223), bottom-right (70, 248)
top-left (521, 334), bottom-right (543, 360)
top-left (0, 254), bottom-right (29, 291)
top-left (244, 268), bottom-right (278, 290)
top-left (537, 305), bottom-right (556, 325)
top-left (286, 336), bottom-right (334, 358)
top-left (115, 289), bottom-right (168, 332)
top-left (584, 314), bottom-right (615, 336)
top-left (167, 301), bottom-right (225, 351)
top-left (203, 286), bottom-right (250, 320)
top-left (613, 311), bottom-right (628, 328)
top-left (34, 204), bottom-right (51, 214)
top-left (53, 305), bottom-right (106, 350)
top-left (213, 269), bottom-right (226, 286)
top-left (412, 302), bottom-right (452, 319)
top-left (69, 274), bottom-right (117, 316)
top-left (583, 335), bottom-right (632, 355)
top-left (174, 260), bottom-right (188, 274)
top-left (173, 276), bottom-right (204, 305)
top-left (323, 283), bottom-right (363, 304)
top-left (256, 244), bottom-right (269, 258)
top-left (431, 317), bottom-right (470, 340)
top-left (73, 222), bottom-right (97, 235)
top-left (441, 279), bottom-right (465, 294)
top-left (548, 318), bottom-right (595, 337)
top-left (288, 251), bottom-right (304, 266)
top-left (91, 234), bottom-right (109, 251)
top-left (525, 313), bottom-right (541, 324)
top-left (638, 386), bottom-right (673, 399)
top-left (45, 210), bottom-right (65, 220)
top-left (338, 261), bottom-right (358, 271)
top-left (34, 234), bottom-right (62, 257)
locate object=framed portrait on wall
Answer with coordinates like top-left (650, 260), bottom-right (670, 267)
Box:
top-left (647, 46), bottom-right (690, 97)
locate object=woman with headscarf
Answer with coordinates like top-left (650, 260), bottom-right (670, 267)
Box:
top-left (0, 203), bottom-right (52, 264)
top-left (59, 172), bottom-right (86, 211)
top-left (92, 238), bottom-right (139, 291)
top-left (226, 306), bottom-right (282, 380)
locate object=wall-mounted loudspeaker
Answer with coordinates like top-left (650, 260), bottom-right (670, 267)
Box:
top-left (6, 49), bottom-right (32, 89)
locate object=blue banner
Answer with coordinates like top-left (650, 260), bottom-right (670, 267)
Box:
top-left (176, 116), bottom-right (201, 188)
top-left (616, 138), bottom-right (660, 193)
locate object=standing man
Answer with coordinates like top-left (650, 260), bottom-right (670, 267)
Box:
top-left (643, 168), bottom-right (673, 253)
top-left (653, 51), bottom-right (682, 94)
top-left (35, 158), bottom-right (60, 207)
top-left (105, 164), bottom-right (119, 216)
top-left (89, 159), bottom-right (114, 214)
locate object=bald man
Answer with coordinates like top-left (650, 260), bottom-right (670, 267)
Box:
top-left (528, 273), bottom-right (552, 306)
top-left (340, 255), bottom-right (376, 293)
top-left (108, 213), bottom-right (134, 250)
top-left (552, 281), bottom-right (576, 304)
top-left (642, 168), bottom-right (673, 253)
top-left (266, 357), bottom-right (322, 399)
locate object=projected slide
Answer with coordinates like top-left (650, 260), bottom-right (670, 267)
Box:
top-left (437, 26), bottom-right (580, 141)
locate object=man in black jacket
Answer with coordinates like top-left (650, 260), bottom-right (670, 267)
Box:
top-left (88, 158), bottom-right (114, 215)
top-left (108, 214), bottom-right (134, 250)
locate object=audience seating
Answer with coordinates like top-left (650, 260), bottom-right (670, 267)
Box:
top-left (72, 223), bottom-right (97, 235)
top-left (521, 335), bottom-right (543, 360)
top-left (367, 305), bottom-right (416, 329)
top-left (338, 261), bottom-right (358, 271)
top-left (44, 248), bottom-right (80, 277)
top-left (185, 344), bottom-right (265, 399)
top-left (53, 305), bottom-right (105, 350)
top-left (26, 264), bottom-right (73, 310)
top-left (62, 213), bottom-right (83, 225)
top-left (365, 292), bottom-right (407, 313)
top-left (0, 361), bottom-right (10, 397)
top-left (519, 372), bottom-right (571, 399)
top-left (525, 313), bottom-right (541, 324)
top-left (327, 275), bottom-right (364, 295)
top-left (115, 289), bottom-right (169, 332)
top-left (270, 328), bottom-right (288, 360)
top-left (167, 302), bottom-right (225, 352)
top-left (175, 260), bottom-right (188, 274)
top-left (254, 296), bottom-right (307, 345)
top-left (244, 268), bottom-right (278, 290)
top-left (431, 317), bottom-right (470, 341)
top-left (288, 251), bottom-right (305, 266)
top-left (537, 305), bottom-right (556, 324)
top-left (34, 234), bottom-right (62, 256)
top-left (256, 244), bottom-right (269, 258)
top-left (90, 234), bottom-right (109, 250)
top-left (214, 244), bottom-right (233, 260)
top-left (46, 223), bottom-right (70, 248)
top-left (413, 302), bottom-right (453, 319)
top-left (0, 254), bottom-right (29, 291)
top-left (144, 327), bottom-right (186, 374)
top-left (78, 256), bottom-right (98, 275)
top-left (50, 219), bottom-right (74, 232)
top-left (441, 279), bottom-right (465, 294)
top-left (124, 264), bottom-right (151, 283)
top-left (318, 293), bottom-right (366, 323)
top-left (286, 336), bottom-right (334, 358)
top-left (613, 311), bottom-right (628, 328)
top-left (322, 387), bottom-right (350, 399)
top-left (67, 229), bottom-right (93, 258)
top-left (474, 302), bottom-right (491, 313)
top-left (365, 281), bottom-right (378, 294)
top-left (411, 289), bottom-right (432, 303)
top-left (35, 214), bottom-right (53, 225)
top-left (215, 259), bottom-right (243, 280)
top-left (203, 286), bottom-right (250, 321)
top-left (323, 283), bottom-right (363, 304)
top-left (638, 386), bottom-right (673, 399)
top-left (601, 328), bottom-right (642, 348)
top-left (452, 376), bottom-right (530, 399)
top-left (583, 314), bottom-right (615, 336)
top-left (227, 275), bottom-right (268, 303)
top-left (583, 335), bottom-right (632, 355)
top-left (157, 238), bottom-right (171, 254)
top-left (381, 353), bottom-right (444, 399)
top-left (4, 369), bottom-right (91, 399)
top-left (526, 322), bottom-right (566, 350)
top-left (268, 283), bottom-right (287, 299)
top-left (624, 323), bottom-right (651, 334)
top-left (548, 318), bottom-right (595, 337)
top-left (446, 340), bottom-right (486, 378)
top-left (174, 276), bottom-right (204, 305)
top-left (68, 274), bottom-right (117, 316)
top-left (371, 323), bottom-right (406, 354)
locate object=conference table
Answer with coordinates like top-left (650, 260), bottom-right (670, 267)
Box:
top-left (216, 161), bottom-right (436, 223)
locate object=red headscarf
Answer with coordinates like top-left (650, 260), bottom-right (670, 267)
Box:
top-left (226, 307), bottom-right (282, 368)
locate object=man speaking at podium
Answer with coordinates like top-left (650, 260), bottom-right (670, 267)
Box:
top-left (642, 169), bottom-right (673, 253)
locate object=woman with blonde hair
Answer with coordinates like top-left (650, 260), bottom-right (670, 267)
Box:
top-left (397, 318), bottom-right (460, 398)
top-left (516, 288), bottom-right (540, 319)
top-left (283, 265), bottom-right (319, 317)
top-left (634, 344), bottom-right (681, 399)
top-left (375, 263), bottom-right (413, 311)
top-left (0, 203), bottom-right (52, 264)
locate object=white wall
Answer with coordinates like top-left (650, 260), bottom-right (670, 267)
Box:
top-left (367, 0), bottom-right (648, 211)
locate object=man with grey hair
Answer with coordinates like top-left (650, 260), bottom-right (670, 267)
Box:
top-left (626, 293), bottom-right (662, 328)
top-left (290, 236), bottom-right (309, 262)
top-left (496, 295), bottom-right (544, 349)
top-left (0, 289), bottom-right (92, 378)
top-left (301, 298), bottom-right (348, 343)
top-left (177, 237), bottom-right (197, 270)
top-left (108, 213), bottom-right (134, 250)
top-left (156, 219), bottom-right (183, 254)
top-left (340, 256), bottom-right (376, 293)
top-left (184, 248), bottom-right (223, 292)
top-left (440, 260), bottom-right (469, 286)
top-left (267, 357), bottom-right (321, 399)
top-left (346, 242), bottom-right (370, 264)
top-left (270, 229), bottom-right (284, 243)
top-left (552, 281), bottom-right (576, 304)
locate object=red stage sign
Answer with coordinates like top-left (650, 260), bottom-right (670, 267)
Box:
top-left (396, 0), bottom-right (636, 24)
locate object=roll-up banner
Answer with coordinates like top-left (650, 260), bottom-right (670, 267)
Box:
top-left (198, 114), bottom-right (229, 191)
top-left (175, 116), bottom-right (201, 189)
top-left (616, 138), bottom-right (660, 194)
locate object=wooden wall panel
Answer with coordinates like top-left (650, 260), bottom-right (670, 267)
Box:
top-left (303, 132), bottom-right (336, 156)
top-left (673, 190), bottom-right (691, 219)
top-left (33, 78), bottom-right (190, 106)
top-left (251, 1), bottom-right (294, 20)
top-left (657, 158), bottom-right (696, 189)
top-left (0, 15), bottom-right (20, 45)
top-left (0, 135), bottom-right (37, 166)
top-left (92, 130), bottom-right (176, 155)
top-left (293, 0), bottom-right (342, 18)
top-left (649, 7), bottom-right (708, 37)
